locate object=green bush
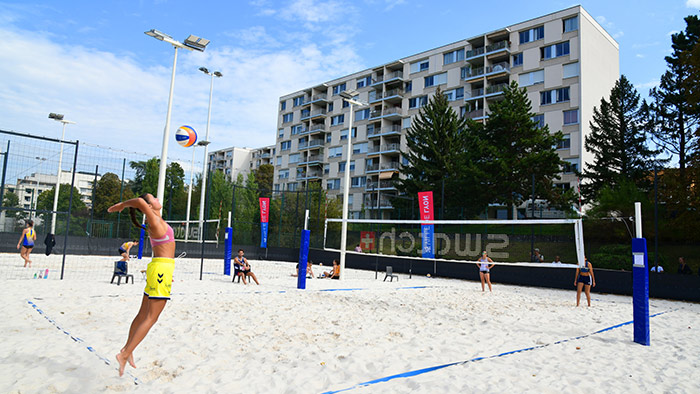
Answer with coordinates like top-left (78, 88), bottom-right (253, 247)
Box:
top-left (590, 244), bottom-right (631, 270)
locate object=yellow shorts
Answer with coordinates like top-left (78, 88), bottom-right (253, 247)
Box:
top-left (143, 257), bottom-right (174, 299)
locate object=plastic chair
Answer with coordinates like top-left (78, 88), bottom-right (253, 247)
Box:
top-left (111, 261), bottom-right (134, 285)
top-left (383, 266), bottom-right (399, 282)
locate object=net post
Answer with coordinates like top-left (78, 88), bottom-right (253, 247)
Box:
top-left (138, 227), bottom-right (145, 259)
top-left (297, 229), bottom-right (310, 289)
top-left (632, 201), bottom-right (650, 346)
top-left (224, 226), bottom-right (233, 275)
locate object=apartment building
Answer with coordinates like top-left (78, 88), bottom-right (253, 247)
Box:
top-left (208, 146), bottom-right (254, 182)
top-left (251, 145), bottom-right (276, 170)
top-left (274, 6), bottom-right (619, 218)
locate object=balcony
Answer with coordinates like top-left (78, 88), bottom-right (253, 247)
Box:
top-left (300, 108), bottom-right (327, 121)
top-left (365, 180), bottom-right (396, 191)
top-left (367, 161), bottom-right (400, 173)
top-left (485, 62), bottom-right (510, 77)
top-left (371, 71), bottom-right (404, 86)
top-left (367, 124), bottom-right (402, 138)
top-left (485, 40), bottom-right (510, 55)
top-left (369, 89), bottom-right (404, 103)
top-left (261, 153), bottom-right (271, 158)
top-left (465, 87), bottom-right (485, 100)
top-left (367, 143), bottom-right (401, 155)
top-left (364, 196), bottom-right (394, 209)
top-left (298, 139), bottom-right (325, 150)
top-left (485, 82), bottom-right (508, 96)
top-left (466, 47), bottom-right (485, 59)
top-left (301, 123), bottom-right (326, 135)
top-left (309, 93), bottom-right (329, 104)
top-left (463, 108), bottom-right (485, 120)
top-left (463, 66), bottom-right (485, 81)
top-left (297, 170), bottom-right (322, 180)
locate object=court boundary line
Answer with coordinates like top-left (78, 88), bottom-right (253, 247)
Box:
top-left (321, 309), bottom-right (675, 394)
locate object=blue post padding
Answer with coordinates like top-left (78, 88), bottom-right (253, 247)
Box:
top-left (224, 227), bottom-right (233, 275)
top-left (632, 237), bottom-right (650, 346)
top-left (421, 224), bottom-right (434, 259)
top-left (137, 227), bottom-right (145, 259)
top-left (297, 229), bottom-right (310, 290)
top-left (260, 222), bottom-right (269, 248)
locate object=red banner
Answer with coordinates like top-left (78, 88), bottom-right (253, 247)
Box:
top-left (360, 231), bottom-right (375, 251)
top-left (259, 197), bottom-right (270, 223)
top-left (417, 191), bottom-right (434, 222)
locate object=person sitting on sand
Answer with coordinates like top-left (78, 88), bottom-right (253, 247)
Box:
top-left (321, 260), bottom-right (340, 279)
top-left (574, 257), bottom-right (596, 306)
top-left (475, 251), bottom-right (495, 292)
top-left (235, 249), bottom-right (260, 285)
top-left (292, 261), bottom-right (314, 278)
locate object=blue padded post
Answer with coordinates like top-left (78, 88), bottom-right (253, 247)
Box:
top-left (632, 237), bottom-right (650, 346)
top-left (224, 227), bottom-right (233, 275)
top-left (297, 229), bottom-right (310, 290)
top-left (137, 227), bottom-right (145, 260)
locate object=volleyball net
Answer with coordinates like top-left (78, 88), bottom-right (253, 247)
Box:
top-left (324, 218), bottom-right (586, 268)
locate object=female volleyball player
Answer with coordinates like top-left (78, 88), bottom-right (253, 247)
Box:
top-left (118, 240), bottom-right (138, 262)
top-left (17, 220), bottom-right (36, 267)
top-left (475, 251), bottom-right (495, 292)
top-left (108, 193), bottom-right (175, 377)
top-left (574, 257), bottom-right (596, 306)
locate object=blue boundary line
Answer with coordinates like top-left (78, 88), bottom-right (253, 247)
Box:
top-left (321, 310), bottom-right (674, 394)
top-left (26, 300), bottom-right (142, 385)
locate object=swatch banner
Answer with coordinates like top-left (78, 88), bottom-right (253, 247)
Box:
top-left (259, 197), bottom-right (270, 248)
top-left (417, 191), bottom-right (435, 259)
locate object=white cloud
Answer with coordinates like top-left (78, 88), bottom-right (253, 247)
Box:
top-left (635, 79), bottom-right (660, 92)
top-left (279, 0), bottom-right (347, 24)
top-left (635, 54), bottom-right (645, 58)
top-left (686, 0), bottom-right (700, 8)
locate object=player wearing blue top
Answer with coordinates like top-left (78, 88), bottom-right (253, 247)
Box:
top-left (17, 220), bottom-right (37, 267)
top-left (574, 257), bottom-right (596, 306)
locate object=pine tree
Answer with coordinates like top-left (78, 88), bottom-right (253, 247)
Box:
top-left (395, 87), bottom-right (487, 218)
top-left (482, 81), bottom-right (568, 211)
top-left (582, 76), bottom-right (661, 202)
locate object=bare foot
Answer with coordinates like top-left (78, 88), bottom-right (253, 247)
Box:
top-left (115, 352), bottom-right (129, 377)
top-left (120, 348), bottom-right (136, 368)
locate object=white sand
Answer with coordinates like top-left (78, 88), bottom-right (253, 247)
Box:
top-left (0, 254), bottom-right (699, 393)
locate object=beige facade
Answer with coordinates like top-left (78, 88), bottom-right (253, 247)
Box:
top-left (274, 6), bottom-right (619, 218)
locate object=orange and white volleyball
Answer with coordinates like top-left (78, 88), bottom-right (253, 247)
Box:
top-left (175, 125), bottom-right (197, 147)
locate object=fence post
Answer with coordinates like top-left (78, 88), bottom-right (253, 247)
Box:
top-left (278, 191), bottom-right (285, 247)
top-left (0, 140), bottom-right (10, 214)
top-left (88, 165), bottom-right (98, 237)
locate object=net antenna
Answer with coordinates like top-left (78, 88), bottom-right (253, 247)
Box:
top-left (324, 218), bottom-right (586, 268)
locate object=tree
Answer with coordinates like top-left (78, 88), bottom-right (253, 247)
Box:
top-left (93, 172), bottom-right (135, 219)
top-left (582, 76), bottom-right (661, 202)
top-left (164, 162), bottom-right (187, 220)
top-left (482, 81), bottom-right (569, 211)
top-left (36, 184), bottom-right (87, 235)
top-left (395, 87), bottom-right (488, 218)
top-left (254, 164), bottom-right (274, 195)
top-left (130, 158), bottom-right (160, 196)
top-left (2, 191), bottom-right (21, 219)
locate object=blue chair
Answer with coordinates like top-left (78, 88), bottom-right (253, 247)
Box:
top-left (111, 261), bottom-right (134, 285)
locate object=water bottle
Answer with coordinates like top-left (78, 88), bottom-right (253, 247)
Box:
top-left (33, 272), bottom-right (37, 279)
top-left (44, 269), bottom-right (49, 279)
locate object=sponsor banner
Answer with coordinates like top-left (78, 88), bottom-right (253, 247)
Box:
top-left (417, 191), bottom-right (434, 222)
top-left (259, 198), bottom-right (270, 248)
top-left (260, 222), bottom-right (269, 248)
top-left (421, 224), bottom-right (435, 259)
top-left (360, 231), bottom-right (375, 251)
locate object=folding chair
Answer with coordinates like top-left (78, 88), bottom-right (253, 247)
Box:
top-left (383, 266), bottom-right (399, 282)
top-left (111, 261), bottom-right (134, 285)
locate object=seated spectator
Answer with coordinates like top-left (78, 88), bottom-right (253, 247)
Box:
top-left (650, 265), bottom-right (664, 273)
top-left (321, 259), bottom-right (340, 279)
top-left (234, 249), bottom-right (260, 285)
top-left (677, 257), bottom-right (692, 275)
top-left (292, 261), bottom-right (314, 278)
top-left (552, 256), bottom-right (562, 265)
top-left (354, 244), bottom-right (363, 253)
top-left (531, 248), bottom-right (544, 263)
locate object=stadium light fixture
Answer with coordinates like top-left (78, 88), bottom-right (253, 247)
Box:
top-left (145, 29), bottom-right (210, 211)
top-left (48, 113), bottom-right (75, 234)
top-left (338, 90), bottom-right (368, 280)
top-left (197, 66), bottom-right (223, 240)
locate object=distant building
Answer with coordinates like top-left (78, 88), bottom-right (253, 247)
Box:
top-left (208, 147), bottom-right (254, 182)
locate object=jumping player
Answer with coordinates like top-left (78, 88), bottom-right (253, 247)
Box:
top-left (574, 257), bottom-right (596, 306)
top-left (118, 240), bottom-right (139, 262)
top-left (17, 220), bottom-right (36, 267)
top-left (108, 194), bottom-right (175, 377)
top-left (475, 251), bottom-right (495, 292)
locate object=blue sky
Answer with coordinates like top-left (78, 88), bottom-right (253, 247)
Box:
top-left (0, 0), bottom-right (698, 166)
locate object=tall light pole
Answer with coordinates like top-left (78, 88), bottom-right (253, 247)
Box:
top-left (145, 29), bottom-right (210, 209)
top-left (338, 90), bottom-right (367, 280)
top-left (185, 140), bottom-right (209, 241)
top-left (48, 113), bottom-right (75, 234)
top-left (197, 67), bottom-right (222, 240)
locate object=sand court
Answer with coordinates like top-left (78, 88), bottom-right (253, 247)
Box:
top-left (0, 255), bottom-right (698, 393)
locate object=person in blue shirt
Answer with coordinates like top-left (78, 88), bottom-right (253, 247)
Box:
top-left (574, 257), bottom-right (596, 306)
top-left (17, 220), bottom-right (37, 267)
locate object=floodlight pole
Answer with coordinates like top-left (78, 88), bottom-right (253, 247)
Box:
top-left (185, 144), bottom-right (197, 242)
top-left (49, 116), bottom-right (75, 234)
top-left (198, 69), bottom-right (221, 240)
top-left (156, 46), bottom-right (179, 210)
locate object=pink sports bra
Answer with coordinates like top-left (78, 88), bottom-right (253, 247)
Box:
top-left (149, 223), bottom-right (175, 247)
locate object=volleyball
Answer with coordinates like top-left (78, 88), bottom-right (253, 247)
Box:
top-left (175, 125), bottom-right (197, 147)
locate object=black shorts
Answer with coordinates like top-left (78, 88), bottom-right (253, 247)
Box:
top-left (23, 244), bottom-right (34, 249)
top-left (118, 248), bottom-right (127, 255)
top-left (480, 270), bottom-right (490, 274)
top-left (577, 275), bottom-right (592, 285)
top-left (331, 276), bottom-right (339, 280)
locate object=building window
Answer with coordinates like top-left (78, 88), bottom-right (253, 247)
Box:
top-left (512, 53), bottom-right (523, 67)
top-left (340, 127), bottom-right (357, 140)
top-left (327, 102), bottom-right (334, 112)
top-left (443, 49), bottom-right (465, 65)
top-left (282, 113), bottom-right (293, 123)
top-left (356, 76), bottom-right (372, 88)
top-left (444, 87), bottom-right (464, 101)
top-left (342, 100), bottom-right (349, 108)
top-left (280, 141), bottom-right (291, 151)
top-left (532, 114), bottom-right (545, 128)
top-left (338, 162), bottom-right (346, 172)
top-left (563, 109), bottom-right (579, 125)
top-left (424, 72), bottom-right (447, 88)
top-left (274, 183), bottom-right (280, 191)
top-left (276, 156), bottom-right (282, 166)
top-left (352, 142), bottom-right (367, 154)
top-left (279, 169), bottom-right (290, 179)
top-left (328, 146), bottom-right (343, 158)
top-left (355, 109), bottom-right (370, 121)
top-left (351, 176), bottom-right (365, 188)
top-left (289, 153), bottom-right (300, 164)
top-left (563, 62), bottom-right (579, 79)
top-left (324, 164), bottom-right (330, 174)
top-left (327, 179), bottom-right (340, 190)
top-left (288, 182), bottom-right (298, 191)
top-left (278, 128), bottom-right (284, 138)
top-left (563, 158), bottom-right (579, 173)
top-left (563, 16), bottom-right (579, 33)
top-left (519, 70), bottom-right (544, 86)
top-left (541, 41), bottom-right (570, 60)
top-left (410, 59), bottom-right (430, 73)
top-left (293, 96), bottom-right (305, 107)
top-left (331, 114), bottom-right (345, 126)
top-left (402, 118), bottom-right (412, 129)
top-left (291, 124), bottom-right (304, 135)
top-left (519, 26), bottom-right (544, 44)
top-left (280, 101), bottom-right (287, 111)
top-left (554, 182), bottom-right (571, 191)
top-left (332, 83), bottom-right (347, 96)
top-left (409, 96), bottom-right (428, 109)
top-left (540, 87), bottom-right (570, 105)
top-left (405, 81), bottom-right (412, 92)
top-left (326, 133), bottom-right (332, 143)
top-left (557, 134), bottom-right (571, 150)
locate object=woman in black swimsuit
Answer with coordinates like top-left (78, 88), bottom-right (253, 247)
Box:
top-left (574, 257), bottom-right (595, 306)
